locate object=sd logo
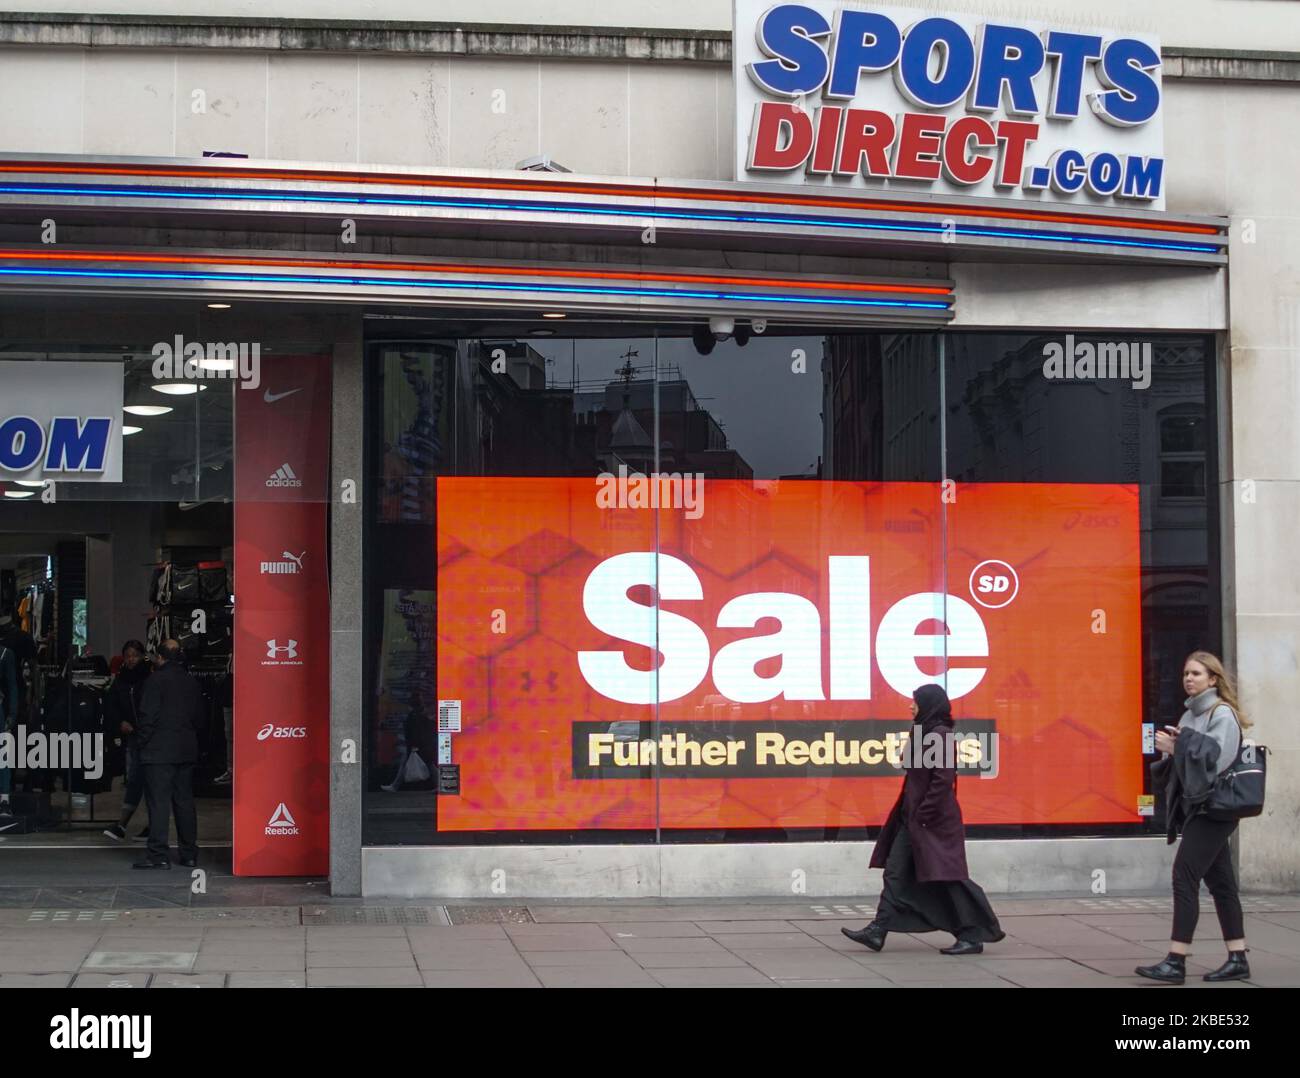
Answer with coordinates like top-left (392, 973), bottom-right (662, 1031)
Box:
top-left (969, 560), bottom-right (1019, 610)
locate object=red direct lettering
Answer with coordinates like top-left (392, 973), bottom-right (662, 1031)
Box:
top-left (893, 113), bottom-right (947, 181)
top-left (809, 106), bottom-right (843, 175)
top-left (835, 108), bottom-right (895, 177)
top-left (942, 116), bottom-right (997, 185)
top-left (748, 102), bottom-right (815, 171)
top-left (994, 120), bottom-right (1039, 187)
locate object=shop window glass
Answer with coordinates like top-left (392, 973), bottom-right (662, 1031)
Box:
top-left (363, 326), bottom-right (1217, 846)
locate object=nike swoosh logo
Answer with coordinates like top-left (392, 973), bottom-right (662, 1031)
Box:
top-left (264, 388), bottom-right (303, 404)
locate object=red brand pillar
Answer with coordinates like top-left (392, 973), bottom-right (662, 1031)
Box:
top-left (233, 355), bottom-right (331, 876)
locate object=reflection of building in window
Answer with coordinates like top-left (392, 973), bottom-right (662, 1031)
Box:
top-left (464, 341), bottom-right (753, 479)
top-left (821, 333), bottom-right (940, 481)
top-left (1157, 404), bottom-right (1207, 499)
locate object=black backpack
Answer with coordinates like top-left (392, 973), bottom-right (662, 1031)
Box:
top-left (1203, 741), bottom-right (1267, 821)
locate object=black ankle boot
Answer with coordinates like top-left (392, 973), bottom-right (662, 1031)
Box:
top-left (841, 923), bottom-right (886, 952)
top-left (1136, 952), bottom-right (1186, 984)
top-left (1203, 949), bottom-right (1250, 982)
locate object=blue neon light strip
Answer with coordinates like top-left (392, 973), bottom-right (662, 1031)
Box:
top-left (0, 182), bottom-right (1221, 255)
top-left (0, 267), bottom-right (952, 309)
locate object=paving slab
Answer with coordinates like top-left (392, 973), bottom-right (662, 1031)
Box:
top-left (777, 978), bottom-right (894, 988)
top-left (725, 948), bottom-right (867, 979)
top-left (405, 925), bottom-right (509, 941)
top-left (227, 973), bottom-right (306, 988)
top-left (616, 936), bottom-right (738, 955)
top-left (192, 954), bottom-right (305, 973)
top-left (534, 968), bottom-right (663, 988)
top-left (306, 950), bottom-right (416, 969)
top-left (307, 968), bottom-right (424, 988)
top-left (71, 973), bottom-right (151, 988)
top-left (648, 967), bottom-right (780, 987)
top-left (0, 973), bottom-right (74, 988)
top-left (630, 950), bottom-right (751, 969)
top-left (521, 950), bottom-right (649, 969)
top-left (712, 932), bottom-right (838, 950)
top-left (150, 974), bottom-right (228, 988)
top-left (421, 968), bottom-right (542, 988)
top-left (83, 950), bottom-right (196, 972)
top-left (973, 958), bottom-right (1129, 988)
top-left (694, 921), bottom-right (797, 934)
top-left (603, 922), bottom-right (711, 939)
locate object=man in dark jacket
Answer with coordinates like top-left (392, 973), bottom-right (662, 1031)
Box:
top-left (133, 640), bottom-right (201, 869)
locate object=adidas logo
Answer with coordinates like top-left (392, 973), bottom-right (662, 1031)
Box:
top-left (266, 463), bottom-right (303, 489)
top-left (265, 802), bottom-right (300, 836)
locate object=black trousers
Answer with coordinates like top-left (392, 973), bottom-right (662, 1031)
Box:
top-left (874, 824), bottom-right (1003, 943)
top-left (1171, 812), bottom-right (1243, 944)
top-left (142, 761), bottom-right (198, 864)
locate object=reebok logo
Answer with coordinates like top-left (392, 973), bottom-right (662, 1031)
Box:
top-left (266, 463), bottom-right (303, 489)
top-left (265, 802), bottom-right (300, 836)
top-left (260, 551), bottom-right (305, 575)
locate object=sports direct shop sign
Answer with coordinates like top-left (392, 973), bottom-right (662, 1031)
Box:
top-left (435, 478), bottom-right (1144, 833)
top-left (734, 1), bottom-right (1166, 207)
top-left (0, 362), bottom-right (123, 483)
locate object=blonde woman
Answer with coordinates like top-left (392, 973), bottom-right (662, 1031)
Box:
top-left (1137, 652), bottom-right (1250, 984)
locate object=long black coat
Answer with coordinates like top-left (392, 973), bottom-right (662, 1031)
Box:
top-left (135, 661), bottom-right (201, 765)
top-left (869, 715), bottom-right (970, 883)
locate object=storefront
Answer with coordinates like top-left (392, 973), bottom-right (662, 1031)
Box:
top-left (0, 1), bottom-right (1293, 897)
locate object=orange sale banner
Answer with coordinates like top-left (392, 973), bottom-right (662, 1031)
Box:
top-left (435, 477), bottom-right (1143, 832)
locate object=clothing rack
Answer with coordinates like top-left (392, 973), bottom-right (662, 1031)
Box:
top-left (37, 652), bottom-right (117, 829)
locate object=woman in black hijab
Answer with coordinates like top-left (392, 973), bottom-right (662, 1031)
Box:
top-left (843, 683), bottom-right (1005, 955)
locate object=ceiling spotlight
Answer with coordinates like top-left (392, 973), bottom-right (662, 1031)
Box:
top-left (4, 490), bottom-right (36, 499)
top-left (542, 312), bottom-right (567, 319)
top-left (124, 404), bottom-right (173, 416)
top-left (14, 481), bottom-right (45, 487)
top-left (207, 303), bottom-right (232, 309)
top-left (151, 383), bottom-right (206, 395)
top-left (122, 425), bottom-right (143, 435)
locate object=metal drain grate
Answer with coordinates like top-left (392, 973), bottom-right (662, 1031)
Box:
top-left (28, 910), bottom-right (121, 923)
top-left (445, 905), bottom-right (536, 925)
top-left (301, 906), bottom-right (451, 925)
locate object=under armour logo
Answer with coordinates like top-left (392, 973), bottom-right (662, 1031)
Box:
top-left (266, 639), bottom-right (298, 659)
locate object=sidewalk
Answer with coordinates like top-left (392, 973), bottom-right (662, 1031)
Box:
top-left (1, 852), bottom-right (1296, 987)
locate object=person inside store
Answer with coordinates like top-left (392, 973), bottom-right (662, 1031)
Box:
top-left (0, 610), bottom-right (37, 721)
top-left (380, 690), bottom-right (433, 793)
top-left (1138, 651), bottom-right (1251, 984)
top-left (102, 640), bottom-right (151, 843)
top-left (132, 638), bottom-right (202, 870)
top-left (0, 630), bottom-right (18, 827)
top-left (842, 683), bottom-right (1006, 955)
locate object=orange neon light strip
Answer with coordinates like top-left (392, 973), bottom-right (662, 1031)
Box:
top-left (0, 161), bottom-right (1222, 237)
top-left (0, 248), bottom-right (953, 296)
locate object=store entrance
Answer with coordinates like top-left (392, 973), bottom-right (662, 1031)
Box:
top-left (1, 501), bottom-right (234, 849)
